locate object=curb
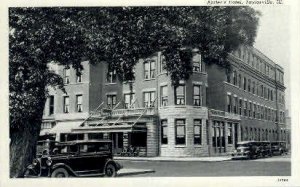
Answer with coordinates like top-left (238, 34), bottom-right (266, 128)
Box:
top-left (115, 157), bottom-right (232, 162)
top-left (117, 169), bottom-right (155, 177)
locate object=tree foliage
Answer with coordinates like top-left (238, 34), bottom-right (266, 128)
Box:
top-left (9, 7), bottom-right (260, 177)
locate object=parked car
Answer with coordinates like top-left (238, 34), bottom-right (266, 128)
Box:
top-left (271, 141), bottom-right (288, 155)
top-left (231, 141), bottom-right (272, 160)
top-left (24, 140), bottom-right (122, 178)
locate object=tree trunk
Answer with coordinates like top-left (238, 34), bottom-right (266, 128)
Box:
top-left (10, 120), bottom-right (41, 178)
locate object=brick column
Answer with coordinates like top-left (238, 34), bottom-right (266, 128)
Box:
top-left (146, 120), bottom-right (158, 157)
top-left (207, 119), bottom-right (213, 156)
top-left (224, 121), bottom-right (228, 153)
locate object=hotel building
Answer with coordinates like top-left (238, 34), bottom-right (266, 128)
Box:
top-left (41, 46), bottom-right (288, 157)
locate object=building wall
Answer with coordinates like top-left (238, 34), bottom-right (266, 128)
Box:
top-left (159, 106), bottom-right (209, 157)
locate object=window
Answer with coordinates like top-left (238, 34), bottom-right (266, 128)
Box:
top-left (233, 97), bottom-right (238, 114)
top-left (193, 85), bottom-right (202, 106)
top-left (107, 95), bottom-right (117, 109)
top-left (124, 93), bottom-right (135, 109)
top-left (192, 53), bottom-right (202, 72)
top-left (228, 123), bottom-right (233, 144)
top-left (227, 95), bottom-right (232, 113)
top-left (244, 100), bottom-right (247, 116)
top-left (76, 71), bottom-right (82, 83)
top-left (144, 60), bottom-right (156, 79)
top-left (175, 85), bottom-right (185, 105)
top-left (160, 55), bottom-right (166, 73)
top-left (194, 119), bottom-right (202, 145)
top-left (248, 102), bottom-right (252, 117)
top-left (63, 67), bottom-right (70, 84)
top-left (107, 70), bottom-right (116, 83)
top-left (239, 99), bottom-right (243, 115)
top-left (63, 96), bottom-right (69, 113)
top-left (49, 96), bottom-right (54, 115)
top-left (160, 86), bottom-right (168, 106)
top-left (252, 81), bottom-right (255, 94)
top-left (260, 85), bottom-right (264, 97)
top-left (233, 71), bottom-right (237, 86)
top-left (226, 70), bottom-right (231, 83)
top-left (76, 95), bottom-right (83, 112)
top-left (243, 77), bottom-right (247, 90)
top-left (161, 120), bottom-right (168, 144)
top-left (248, 79), bottom-right (251, 92)
top-left (253, 104), bottom-right (256, 118)
top-left (143, 91), bottom-right (155, 108)
top-left (175, 119), bottom-right (186, 145)
top-left (238, 74), bottom-right (242, 88)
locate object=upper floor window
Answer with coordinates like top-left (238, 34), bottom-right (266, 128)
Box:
top-left (175, 85), bottom-right (185, 105)
top-left (232, 71), bottom-right (237, 86)
top-left (144, 60), bottom-right (156, 79)
top-left (107, 70), bottom-right (117, 83)
top-left (227, 94), bottom-right (232, 113)
top-left (124, 93), bottom-right (135, 109)
top-left (244, 100), bottom-right (247, 116)
top-left (194, 119), bottom-right (202, 145)
top-left (233, 97), bottom-right (238, 114)
top-left (107, 95), bottom-right (117, 109)
top-left (238, 74), bottom-right (242, 88)
top-left (226, 70), bottom-right (231, 83)
top-left (192, 53), bottom-right (202, 72)
top-left (248, 79), bottom-right (251, 92)
top-left (76, 71), bottom-right (82, 83)
top-left (193, 85), bottom-right (202, 106)
top-left (143, 91), bottom-right (155, 108)
top-left (160, 55), bottom-right (166, 73)
top-left (63, 67), bottom-right (70, 84)
top-left (252, 81), bottom-right (255, 94)
top-left (175, 119), bottom-right (186, 145)
top-left (243, 77), bottom-right (247, 90)
top-left (239, 99), bottom-right (243, 115)
top-left (161, 120), bottom-right (168, 144)
top-left (63, 96), bottom-right (70, 113)
top-left (160, 85), bottom-right (168, 106)
top-left (49, 96), bottom-right (54, 115)
top-left (76, 95), bottom-right (83, 112)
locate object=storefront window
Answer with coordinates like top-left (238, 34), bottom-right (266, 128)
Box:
top-left (161, 120), bottom-right (168, 144)
top-left (194, 119), bottom-right (202, 145)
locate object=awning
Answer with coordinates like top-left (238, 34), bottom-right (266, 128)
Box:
top-left (40, 121), bottom-right (83, 136)
top-left (71, 123), bottom-right (147, 133)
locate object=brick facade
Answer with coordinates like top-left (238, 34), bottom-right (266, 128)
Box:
top-left (41, 45), bottom-right (288, 157)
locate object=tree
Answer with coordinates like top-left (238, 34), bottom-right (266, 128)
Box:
top-left (9, 7), bottom-right (260, 177)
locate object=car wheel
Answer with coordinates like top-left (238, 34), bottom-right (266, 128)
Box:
top-left (105, 163), bottom-right (116, 177)
top-left (51, 168), bottom-right (69, 178)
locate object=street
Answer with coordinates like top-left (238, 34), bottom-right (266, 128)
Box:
top-left (117, 155), bottom-right (291, 177)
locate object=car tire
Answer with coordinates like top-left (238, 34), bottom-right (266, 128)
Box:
top-left (23, 168), bottom-right (34, 177)
top-left (104, 163), bottom-right (116, 177)
top-left (51, 168), bottom-right (69, 178)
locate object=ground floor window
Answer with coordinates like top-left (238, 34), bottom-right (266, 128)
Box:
top-left (212, 121), bottom-right (225, 148)
top-left (131, 132), bottom-right (147, 147)
top-left (175, 119), bottom-right (186, 145)
top-left (194, 119), bottom-right (202, 145)
top-left (161, 120), bottom-right (168, 144)
top-left (227, 123), bottom-right (233, 144)
top-left (88, 133), bottom-right (103, 140)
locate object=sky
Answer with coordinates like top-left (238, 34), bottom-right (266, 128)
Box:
top-left (251, 5), bottom-right (291, 113)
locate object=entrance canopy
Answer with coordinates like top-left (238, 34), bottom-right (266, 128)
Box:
top-left (71, 123), bottom-right (147, 134)
top-left (40, 121), bottom-right (83, 136)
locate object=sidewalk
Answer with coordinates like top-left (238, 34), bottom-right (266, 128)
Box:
top-left (115, 156), bottom-right (231, 162)
top-left (117, 168), bottom-right (155, 176)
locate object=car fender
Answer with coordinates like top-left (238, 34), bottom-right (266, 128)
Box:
top-left (51, 163), bottom-right (77, 176)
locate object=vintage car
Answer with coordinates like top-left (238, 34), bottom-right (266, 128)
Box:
top-left (231, 141), bottom-right (272, 160)
top-left (271, 141), bottom-right (288, 155)
top-left (24, 140), bottom-right (122, 178)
